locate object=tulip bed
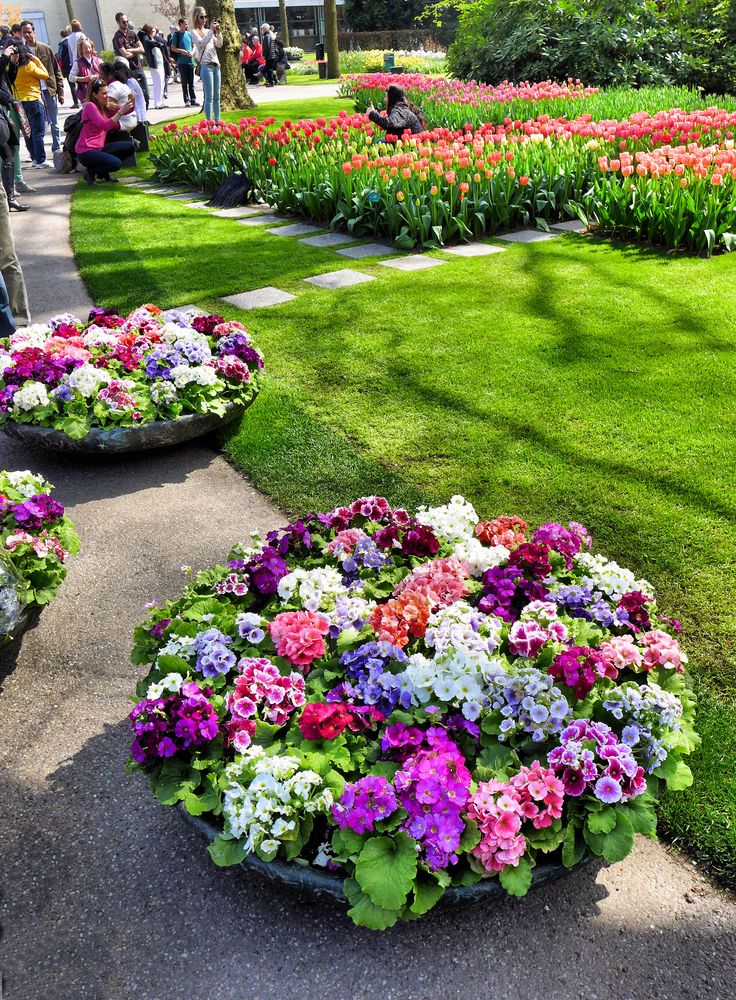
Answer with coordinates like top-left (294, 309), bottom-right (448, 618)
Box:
top-left (129, 495), bottom-right (697, 928)
top-left (151, 103), bottom-right (736, 253)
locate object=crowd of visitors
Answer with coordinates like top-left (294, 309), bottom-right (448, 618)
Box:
top-left (241, 24), bottom-right (289, 87)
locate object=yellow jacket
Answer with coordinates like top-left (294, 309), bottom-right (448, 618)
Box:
top-left (14, 56), bottom-right (49, 102)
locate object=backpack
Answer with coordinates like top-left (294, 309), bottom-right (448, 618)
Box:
top-left (57, 40), bottom-right (72, 77)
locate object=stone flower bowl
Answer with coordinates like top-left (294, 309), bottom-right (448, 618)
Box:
top-left (2, 403), bottom-right (248, 454)
top-left (179, 805), bottom-right (585, 909)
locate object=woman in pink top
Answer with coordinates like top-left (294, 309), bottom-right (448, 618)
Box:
top-left (75, 80), bottom-right (135, 185)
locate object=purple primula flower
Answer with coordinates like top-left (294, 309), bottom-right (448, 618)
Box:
top-left (12, 494), bottom-right (64, 529)
top-left (129, 682), bottom-right (218, 765)
top-left (594, 775), bottom-right (623, 803)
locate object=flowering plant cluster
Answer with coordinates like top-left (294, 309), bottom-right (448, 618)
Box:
top-left (0, 306), bottom-right (264, 440)
top-left (129, 495), bottom-right (698, 928)
top-left (0, 469), bottom-right (79, 623)
top-left (150, 100), bottom-right (736, 253)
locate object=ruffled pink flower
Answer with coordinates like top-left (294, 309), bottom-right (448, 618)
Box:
top-left (394, 555), bottom-right (470, 610)
top-left (640, 630), bottom-right (687, 672)
top-left (467, 778), bottom-right (527, 873)
top-left (5, 530), bottom-right (33, 551)
top-left (475, 515), bottom-right (527, 549)
top-left (269, 610), bottom-right (330, 670)
top-left (598, 635), bottom-right (643, 673)
top-left (507, 619), bottom-right (550, 659)
top-left (326, 527), bottom-right (367, 555)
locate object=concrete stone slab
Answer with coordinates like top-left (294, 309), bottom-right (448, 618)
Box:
top-left (184, 201), bottom-right (215, 210)
top-left (237, 213), bottom-right (289, 227)
top-left (165, 192), bottom-right (206, 201)
top-left (300, 232), bottom-right (358, 248)
top-left (221, 286), bottom-right (296, 309)
top-left (267, 223), bottom-right (324, 237)
top-left (497, 229), bottom-right (560, 243)
top-left (304, 269), bottom-right (376, 289)
top-left (442, 243), bottom-right (507, 257)
top-left (379, 255), bottom-right (446, 272)
top-left (551, 219), bottom-right (587, 233)
top-left (336, 242), bottom-right (397, 259)
top-left (213, 206), bottom-right (265, 218)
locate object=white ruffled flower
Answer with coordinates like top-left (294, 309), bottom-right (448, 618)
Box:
top-left (277, 565), bottom-right (346, 612)
top-left (157, 634), bottom-right (196, 660)
top-left (12, 380), bottom-right (49, 411)
top-left (425, 600), bottom-right (503, 657)
top-left (170, 364), bottom-right (220, 388)
top-left (9, 323), bottom-right (52, 349)
top-left (146, 672), bottom-right (187, 699)
top-left (83, 326), bottom-right (120, 348)
top-left (416, 494), bottom-right (479, 544)
top-left (452, 536), bottom-right (510, 576)
top-left (1, 470), bottom-right (50, 496)
top-left (574, 552), bottom-right (653, 602)
top-left (66, 363), bottom-right (113, 397)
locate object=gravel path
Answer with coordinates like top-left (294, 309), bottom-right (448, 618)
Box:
top-left (1, 110), bottom-right (734, 1000)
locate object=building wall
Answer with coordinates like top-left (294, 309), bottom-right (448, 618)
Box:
top-left (24, 1), bottom-right (343, 52)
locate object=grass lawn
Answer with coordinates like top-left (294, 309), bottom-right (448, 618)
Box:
top-left (72, 95), bottom-right (736, 883)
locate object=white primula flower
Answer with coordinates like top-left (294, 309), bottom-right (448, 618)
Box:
top-left (452, 537), bottom-right (510, 577)
top-left (575, 552), bottom-right (653, 601)
top-left (10, 323), bottom-right (52, 349)
top-left (170, 364), bottom-right (220, 388)
top-left (146, 672), bottom-right (186, 699)
top-left (12, 381), bottom-right (49, 412)
top-left (157, 634), bottom-right (196, 660)
top-left (66, 363), bottom-right (112, 397)
top-left (277, 566), bottom-right (346, 612)
top-left (416, 494), bottom-right (479, 544)
top-left (2, 470), bottom-right (49, 496)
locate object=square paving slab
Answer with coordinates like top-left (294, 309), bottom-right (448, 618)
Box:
top-left (336, 242), bottom-right (397, 260)
top-left (267, 222), bottom-right (324, 237)
top-left (379, 255), bottom-right (446, 272)
top-left (222, 286), bottom-right (295, 309)
top-left (442, 243), bottom-right (507, 257)
top-left (300, 232), bottom-right (358, 248)
top-left (497, 230), bottom-right (560, 243)
top-left (551, 219), bottom-right (587, 233)
top-left (165, 192), bottom-right (205, 201)
top-left (212, 206), bottom-right (264, 218)
top-left (237, 213), bottom-right (289, 227)
top-left (304, 269), bottom-right (376, 290)
top-left (184, 201), bottom-right (215, 210)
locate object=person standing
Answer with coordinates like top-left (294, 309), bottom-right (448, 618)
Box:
top-left (66, 19), bottom-right (85, 70)
top-left (112, 13), bottom-right (149, 109)
top-left (139, 24), bottom-right (167, 109)
top-left (13, 43), bottom-right (48, 169)
top-left (0, 47), bottom-right (30, 323)
top-left (69, 38), bottom-right (101, 106)
top-left (0, 45), bottom-right (28, 210)
top-left (57, 27), bottom-right (78, 108)
top-left (166, 25), bottom-right (180, 84)
top-left (191, 7), bottom-right (222, 121)
top-left (261, 23), bottom-right (278, 87)
top-left (170, 16), bottom-right (196, 107)
top-left (20, 21), bottom-right (63, 158)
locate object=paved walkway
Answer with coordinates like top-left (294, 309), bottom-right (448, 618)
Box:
top-left (1, 99), bottom-right (735, 1000)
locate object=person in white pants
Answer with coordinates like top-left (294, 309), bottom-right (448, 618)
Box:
top-left (140, 24), bottom-right (167, 109)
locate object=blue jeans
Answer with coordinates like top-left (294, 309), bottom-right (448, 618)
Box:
top-left (21, 99), bottom-right (45, 164)
top-left (199, 62), bottom-right (221, 121)
top-left (0, 269), bottom-right (15, 337)
top-left (42, 91), bottom-right (60, 151)
top-left (78, 140), bottom-right (136, 179)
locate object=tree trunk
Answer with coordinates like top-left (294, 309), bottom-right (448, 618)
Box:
top-left (278, 0), bottom-right (290, 46)
top-left (324, 0), bottom-right (339, 78)
top-left (207, 0), bottom-right (254, 110)
top-left (179, 0), bottom-right (187, 17)
top-left (65, 0), bottom-right (75, 22)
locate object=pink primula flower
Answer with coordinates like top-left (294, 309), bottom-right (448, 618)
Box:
top-left (269, 611), bottom-right (330, 670)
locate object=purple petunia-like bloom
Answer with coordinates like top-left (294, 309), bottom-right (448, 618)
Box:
top-left (336, 641), bottom-right (411, 713)
top-left (12, 493), bottom-right (65, 530)
top-left (129, 681), bottom-right (219, 766)
top-left (243, 544), bottom-right (289, 595)
top-left (194, 627), bottom-right (236, 678)
top-left (333, 775), bottom-right (399, 834)
top-left (217, 332), bottom-right (264, 369)
top-left (547, 719), bottom-right (646, 804)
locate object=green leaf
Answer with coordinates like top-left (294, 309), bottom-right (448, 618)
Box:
top-left (583, 809), bottom-right (634, 863)
top-left (653, 756), bottom-right (693, 791)
top-left (410, 871), bottom-right (445, 915)
top-left (458, 820), bottom-right (481, 853)
top-left (181, 774), bottom-right (220, 816)
top-left (586, 808), bottom-right (618, 835)
top-left (208, 835), bottom-right (248, 867)
top-left (152, 759), bottom-right (192, 805)
top-left (355, 832), bottom-right (418, 910)
top-left (499, 856), bottom-right (533, 897)
top-left (61, 414), bottom-right (91, 440)
top-left (332, 826), bottom-right (364, 859)
top-left (561, 823), bottom-right (586, 868)
top-left (344, 877), bottom-right (400, 930)
top-left (476, 744), bottom-right (515, 771)
top-left (253, 720), bottom-right (282, 747)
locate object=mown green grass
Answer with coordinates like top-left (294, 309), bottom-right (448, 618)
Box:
top-left (72, 95), bottom-right (736, 883)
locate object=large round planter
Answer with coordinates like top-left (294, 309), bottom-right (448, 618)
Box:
top-left (178, 805), bottom-right (587, 908)
top-left (2, 603), bottom-right (41, 643)
top-left (2, 402), bottom-right (249, 454)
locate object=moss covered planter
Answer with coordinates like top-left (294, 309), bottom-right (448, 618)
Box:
top-left (178, 804), bottom-right (582, 908)
top-left (3, 403), bottom-right (248, 454)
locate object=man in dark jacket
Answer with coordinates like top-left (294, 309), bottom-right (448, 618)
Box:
top-left (20, 20), bottom-right (64, 154)
top-left (113, 12), bottom-right (149, 108)
top-left (260, 23), bottom-right (277, 87)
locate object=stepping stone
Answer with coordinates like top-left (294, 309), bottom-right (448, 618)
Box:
top-left (379, 256), bottom-right (446, 272)
top-left (336, 242), bottom-right (396, 260)
top-left (237, 213), bottom-right (289, 227)
top-left (442, 243), bottom-right (506, 257)
top-left (222, 286), bottom-right (295, 309)
top-left (212, 206), bottom-right (264, 218)
top-left (166, 192), bottom-right (205, 201)
top-left (267, 222), bottom-right (324, 237)
top-left (551, 219), bottom-right (587, 233)
top-left (497, 230), bottom-right (560, 243)
top-left (184, 201), bottom-right (214, 210)
top-left (304, 269), bottom-right (375, 290)
top-left (300, 232), bottom-right (358, 248)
